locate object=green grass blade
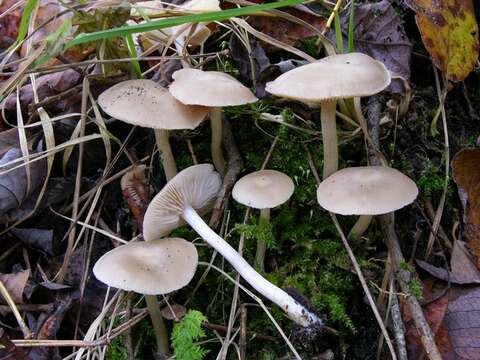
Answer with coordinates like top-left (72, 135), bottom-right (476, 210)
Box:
top-left (65, 0), bottom-right (306, 49)
top-left (13, 0), bottom-right (38, 49)
top-left (347, 0), bottom-right (355, 53)
top-left (334, 9), bottom-right (343, 54)
top-left (125, 33), bottom-right (142, 78)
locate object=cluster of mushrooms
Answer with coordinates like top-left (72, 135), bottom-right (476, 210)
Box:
top-left (93, 52), bottom-right (419, 357)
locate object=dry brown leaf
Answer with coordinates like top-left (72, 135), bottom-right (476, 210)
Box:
top-left (247, 9), bottom-right (326, 51)
top-left (445, 286), bottom-right (480, 358)
top-left (407, 0), bottom-right (479, 81)
top-left (0, 269), bottom-right (30, 304)
top-left (452, 148), bottom-right (480, 268)
top-left (1, 69), bottom-right (82, 113)
top-left (0, 148), bottom-right (47, 218)
top-left (404, 279), bottom-right (450, 359)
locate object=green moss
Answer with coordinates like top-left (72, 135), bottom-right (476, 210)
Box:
top-left (408, 278), bottom-right (424, 301)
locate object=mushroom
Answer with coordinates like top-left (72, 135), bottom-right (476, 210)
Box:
top-left (316, 166), bottom-right (419, 238)
top-left (143, 164), bottom-right (323, 328)
top-left (169, 69), bottom-right (258, 175)
top-left (93, 237), bottom-right (198, 359)
top-left (232, 170), bottom-right (294, 270)
top-left (98, 79), bottom-right (209, 181)
top-left (265, 53), bottom-right (391, 178)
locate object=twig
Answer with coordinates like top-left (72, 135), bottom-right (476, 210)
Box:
top-left (390, 281), bottom-right (408, 360)
top-left (239, 305), bottom-right (247, 360)
top-left (9, 309), bottom-right (149, 348)
top-left (379, 214), bottom-right (442, 359)
top-left (209, 119), bottom-right (244, 229)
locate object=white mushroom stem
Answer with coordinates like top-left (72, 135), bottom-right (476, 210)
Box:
top-left (320, 100), bottom-right (338, 179)
top-left (255, 208), bottom-right (271, 271)
top-left (210, 107), bottom-right (226, 176)
top-left (154, 129), bottom-right (178, 181)
top-left (182, 205), bottom-right (322, 327)
top-left (348, 215), bottom-right (374, 241)
top-left (145, 295), bottom-right (170, 357)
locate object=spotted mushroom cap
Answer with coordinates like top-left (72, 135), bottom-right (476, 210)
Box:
top-left (93, 238), bottom-right (198, 295)
top-left (143, 164), bottom-right (222, 241)
top-left (98, 79), bottom-right (209, 130)
top-left (316, 166), bottom-right (419, 215)
top-left (169, 69), bottom-right (258, 107)
top-left (232, 170), bottom-right (295, 209)
top-left (265, 53), bottom-right (391, 105)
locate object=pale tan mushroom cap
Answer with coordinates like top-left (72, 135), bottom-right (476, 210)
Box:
top-left (93, 238), bottom-right (198, 295)
top-left (169, 69), bottom-right (258, 107)
top-left (232, 170), bottom-right (294, 209)
top-left (143, 164), bottom-right (221, 241)
top-left (316, 166), bottom-right (418, 215)
top-left (98, 79), bottom-right (209, 130)
top-left (265, 53), bottom-right (391, 104)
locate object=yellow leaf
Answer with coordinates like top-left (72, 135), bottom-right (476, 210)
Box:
top-left (412, 0), bottom-right (479, 81)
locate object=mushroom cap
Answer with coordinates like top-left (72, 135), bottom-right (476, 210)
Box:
top-left (232, 170), bottom-right (295, 209)
top-left (265, 53), bottom-right (391, 104)
top-left (98, 79), bottom-right (209, 130)
top-left (316, 166), bottom-right (418, 215)
top-left (169, 69), bottom-right (258, 107)
top-left (93, 238), bottom-right (198, 295)
top-left (143, 164), bottom-right (222, 241)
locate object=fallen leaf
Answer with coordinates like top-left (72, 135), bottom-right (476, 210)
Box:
top-left (0, 148), bottom-right (47, 217)
top-left (452, 148), bottom-right (480, 268)
top-left (416, 241), bottom-right (480, 284)
top-left (28, 298), bottom-right (72, 360)
top-left (329, 0), bottom-right (412, 94)
top-left (247, 8), bottom-right (326, 51)
top-left (230, 35), bottom-right (270, 88)
top-left (406, 0), bottom-right (479, 81)
top-left (10, 228), bottom-right (54, 255)
top-left (0, 128), bottom-right (20, 158)
top-left (1, 69), bottom-right (82, 113)
top-left (444, 286), bottom-right (480, 358)
top-left (0, 269), bottom-right (30, 304)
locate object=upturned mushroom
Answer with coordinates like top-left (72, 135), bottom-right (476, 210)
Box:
top-left (93, 238), bottom-right (198, 359)
top-left (316, 166), bottom-right (419, 238)
top-left (232, 170), bottom-right (294, 270)
top-left (169, 69), bottom-right (258, 175)
top-left (143, 164), bottom-right (323, 328)
top-left (98, 79), bottom-right (209, 181)
top-left (265, 53), bottom-right (391, 178)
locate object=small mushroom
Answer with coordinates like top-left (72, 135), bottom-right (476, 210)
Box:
top-left (169, 69), bottom-right (258, 175)
top-left (94, 237), bottom-right (198, 358)
top-left (98, 79), bottom-right (209, 181)
top-left (316, 166), bottom-right (419, 238)
top-left (143, 164), bottom-right (323, 328)
top-left (232, 170), bottom-right (294, 270)
top-left (266, 53), bottom-right (391, 178)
